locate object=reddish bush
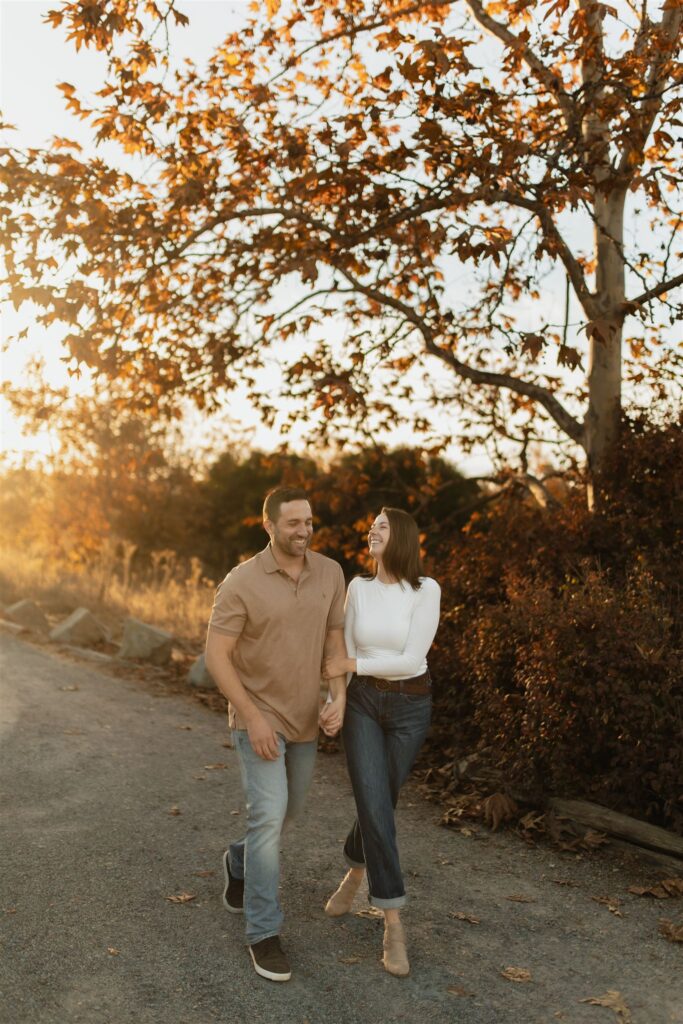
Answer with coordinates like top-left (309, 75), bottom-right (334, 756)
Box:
top-left (427, 418), bottom-right (683, 832)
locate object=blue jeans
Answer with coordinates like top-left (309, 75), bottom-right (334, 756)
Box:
top-left (229, 730), bottom-right (317, 944)
top-left (341, 676), bottom-right (431, 909)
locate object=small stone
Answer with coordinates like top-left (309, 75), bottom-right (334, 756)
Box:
top-left (4, 599), bottom-right (49, 633)
top-left (187, 654), bottom-right (214, 688)
top-left (50, 608), bottom-right (109, 647)
top-left (117, 617), bottom-right (173, 666)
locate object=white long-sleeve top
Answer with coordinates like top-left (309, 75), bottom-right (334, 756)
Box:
top-left (344, 575), bottom-right (441, 681)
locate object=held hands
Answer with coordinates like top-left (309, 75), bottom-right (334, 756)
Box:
top-left (323, 656), bottom-right (353, 680)
top-left (246, 713), bottom-right (280, 760)
top-left (319, 696), bottom-right (345, 737)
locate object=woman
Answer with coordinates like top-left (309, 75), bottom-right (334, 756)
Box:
top-left (322, 507), bottom-right (440, 977)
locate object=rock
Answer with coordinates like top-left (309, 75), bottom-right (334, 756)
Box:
top-left (0, 618), bottom-right (27, 635)
top-left (4, 599), bottom-right (49, 633)
top-left (50, 608), bottom-right (109, 647)
top-left (117, 617), bottom-right (173, 666)
top-left (187, 653), bottom-right (214, 688)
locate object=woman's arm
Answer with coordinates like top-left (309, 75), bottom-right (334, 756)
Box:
top-left (324, 581), bottom-right (358, 679)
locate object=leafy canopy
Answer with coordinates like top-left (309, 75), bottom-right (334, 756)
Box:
top-left (2, 0), bottom-right (681, 464)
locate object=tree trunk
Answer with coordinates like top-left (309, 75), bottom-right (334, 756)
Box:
top-left (585, 188), bottom-right (626, 509)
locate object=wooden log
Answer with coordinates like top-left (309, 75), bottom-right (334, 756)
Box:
top-left (549, 798), bottom-right (683, 860)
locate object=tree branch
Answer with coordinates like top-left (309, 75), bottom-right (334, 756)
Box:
top-left (464, 0), bottom-right (577, 130)
top-left (617, 4), bottom-right (683, 176)
top-left (626, 270), bottom-right (683, 312)
top-left (333, 265), bottom-right (585, 448)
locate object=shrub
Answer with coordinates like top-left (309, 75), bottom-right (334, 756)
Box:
top-left (428, 417), bottom-right (683, 832)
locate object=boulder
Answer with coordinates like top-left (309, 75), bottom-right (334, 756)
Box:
top-left (5, 599), bottom-right (49, 633)
top-left (187, 653), bottom-right (214, 688)
top-left (50, 607), bottom-right (109, 647)
top-left (117, 617), bottom-right (173, 666)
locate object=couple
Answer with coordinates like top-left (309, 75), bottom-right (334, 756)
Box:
top-left (205, 487), bottom-right (441, 982)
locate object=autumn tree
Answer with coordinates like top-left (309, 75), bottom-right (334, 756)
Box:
top-left (2, 0), bottom-right (682, 504)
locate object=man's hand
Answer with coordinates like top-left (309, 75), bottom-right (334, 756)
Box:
top-left (246, 713), bottom-right (280, 760)
top-left (319, 696), bottom-right (345, 737)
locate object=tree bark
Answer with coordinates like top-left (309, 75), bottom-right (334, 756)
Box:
top-left (585, 187), bottom-right (626, 507)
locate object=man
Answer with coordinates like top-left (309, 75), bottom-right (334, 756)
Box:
top-left (205, 487), bottom-right (347, 982)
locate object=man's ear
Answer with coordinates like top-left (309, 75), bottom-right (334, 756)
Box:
top-left (263, 518), bottom-right (273, 537)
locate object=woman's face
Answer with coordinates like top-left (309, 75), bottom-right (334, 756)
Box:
top-left (368, 512), bottom-right (390, 562)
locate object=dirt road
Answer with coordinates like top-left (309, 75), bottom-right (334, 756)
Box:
top-left (0, 632), bottom-right (680, 1024)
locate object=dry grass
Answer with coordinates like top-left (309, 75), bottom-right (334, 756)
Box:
top-left (0, 543), bottom-right (214, 644)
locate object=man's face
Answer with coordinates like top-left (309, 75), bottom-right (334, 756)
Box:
top-left (266, 500), bottom-right (313, 558)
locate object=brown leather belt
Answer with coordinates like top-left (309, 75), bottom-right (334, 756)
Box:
top-left (356, 671), bottom-right (431, 695)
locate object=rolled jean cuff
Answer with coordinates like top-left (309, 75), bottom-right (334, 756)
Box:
top-left (343, 852), bottom-right (365, 869)
top-left (369, 894), bottom-right (407, 910)
top-left (246, 928), bottom-right (281, 947)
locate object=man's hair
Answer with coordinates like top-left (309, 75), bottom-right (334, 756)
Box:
top-left (263, 487), bottom-right (310, 523)
top-left (376, 507), bottom-right (423, 590)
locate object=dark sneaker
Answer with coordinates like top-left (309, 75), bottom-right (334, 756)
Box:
top-left (249, 936), bottom-right (291, 982)
top-left (222, 851), bottom-right (243, 914)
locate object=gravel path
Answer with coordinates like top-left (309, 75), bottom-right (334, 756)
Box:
top-left (1, 632), bottom-right (681, 1024)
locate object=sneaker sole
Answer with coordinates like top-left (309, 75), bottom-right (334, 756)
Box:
top-left (249, 946), bottom-right (291, 982)
top-left (222, 853), bottom-right (243, 914)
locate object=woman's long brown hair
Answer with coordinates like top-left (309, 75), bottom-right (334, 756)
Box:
top-left (374, 507), bottom-right (423, 590)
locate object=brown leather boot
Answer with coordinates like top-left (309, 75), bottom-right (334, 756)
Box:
top-left (382, 920), bottom-right (409, 976)
top-left (324, 870), bottom-right (364, 917)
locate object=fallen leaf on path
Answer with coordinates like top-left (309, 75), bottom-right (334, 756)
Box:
top-left (338, 954), bottom-right (362, 964)
top-left (580, 990), bottom-right (632, 1021)
top-left (164, 892), bottom-right (196, 904)
top-left (230, 809), bottom-right (241, 816)
top-left (168, 806), bottom-right (181, 816)
top-left (628, 878), bottom-right (683, 899)
top-left (447, 985), bottom-right (474, 997)
top-left (4, 908), bottom-right (17, 915)
top-left (449, 911), bottom-right (480, 925)
top-left (177, 725), bottom-right (193, 730)
top-left (552, 878), bottom-right (579, 887)
top-left (107, 947), bottom-right (119, 956)
top-left (59, 685), bottom-right (79, 692)
top-left (354, 907), bottom-right (382, 919)
top-left (483, 793), bottom-right (518, 831)
top-left (582, 830), bottom-right (609, 849)
top-left (436, 858), bottom-right (453, 865)
top-left (659, 919), bottom-right (683, 943)
top-left (501, 967), bottom-right (532, 983)
top-left (203, 763), bottom-right (227, 770)
top-left (504, 894), bottom-right (535, 903)
top-left (591, 895), bottom-right (623, 917)
top-left (193, 775), bottom-right (207, 781)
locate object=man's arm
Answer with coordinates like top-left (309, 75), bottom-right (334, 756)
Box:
top-left (205, 631), bottom-right (280, 760)
top-left (319, 627), bottom-right (347, 736)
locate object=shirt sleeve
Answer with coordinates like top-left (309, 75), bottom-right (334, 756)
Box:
top-left (207, 570), bottom-right (247, 637)
top-left (343, 581), bottom-right (358, 684)
top-left (355, 578), bottom-right (441, 677)
top-left (326, 563), bottom-right (346, 632)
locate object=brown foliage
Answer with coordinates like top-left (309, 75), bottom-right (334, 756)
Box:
top-left (427, 418), bottom-right (683, 831)
top-left (2, 1), bottom-right (682, 483)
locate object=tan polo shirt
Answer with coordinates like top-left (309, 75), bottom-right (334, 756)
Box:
top-left (207, 544), bottom-right (345, 741)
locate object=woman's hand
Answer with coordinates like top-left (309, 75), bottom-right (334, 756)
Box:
top-left (323, 656), bottom-right (353, 680)
top-left (319, 696), bottom-right (345, 737)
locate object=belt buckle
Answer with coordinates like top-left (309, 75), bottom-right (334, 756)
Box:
top-left (375, 677), bottom-right (391, 692)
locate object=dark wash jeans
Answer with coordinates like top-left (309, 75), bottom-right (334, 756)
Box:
top-left (341, 674), bottom-right (431, 909)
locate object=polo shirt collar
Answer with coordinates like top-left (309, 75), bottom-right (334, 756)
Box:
top-left (260, 543), bottom-right (312, 578)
